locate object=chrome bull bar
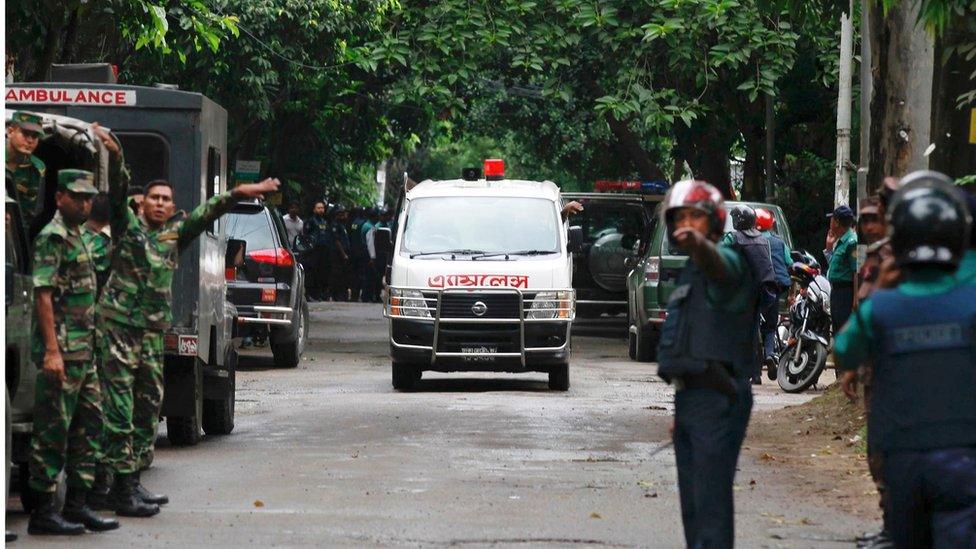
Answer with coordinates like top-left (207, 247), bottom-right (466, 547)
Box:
top-left (384, 286), bottom-right (575, 367)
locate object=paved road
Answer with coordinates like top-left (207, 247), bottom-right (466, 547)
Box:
top-left (7, 303), bottom-right (864, 547)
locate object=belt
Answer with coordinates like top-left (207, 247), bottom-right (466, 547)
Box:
top-left (675, 361), bottom-right (738, 403)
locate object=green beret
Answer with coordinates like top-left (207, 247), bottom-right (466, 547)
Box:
top-left (58, 169), bottom-right (98, 195)
top-left (10, 111), bottom-right (43, 134)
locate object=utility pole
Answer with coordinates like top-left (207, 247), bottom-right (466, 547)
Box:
top-left (834, 0), bottom-right (854, 207)
top-left (857, 0), bottom-right (871, 202)
top-left (765, 93), bottom-right (775, 202)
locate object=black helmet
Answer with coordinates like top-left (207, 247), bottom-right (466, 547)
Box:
top-left (730, 205), bottom-right (759, 236)
top-left (888, 171), bottom-right (971, 268)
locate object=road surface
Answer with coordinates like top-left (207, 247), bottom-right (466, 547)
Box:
top-left (6, 302), bottom-right (866, 547)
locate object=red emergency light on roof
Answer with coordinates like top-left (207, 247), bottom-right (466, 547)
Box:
top-left (484, 159), bottom-right (505, 180)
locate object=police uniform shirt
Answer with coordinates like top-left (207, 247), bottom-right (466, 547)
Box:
top-left (828, 228), bottom-right (858, 282)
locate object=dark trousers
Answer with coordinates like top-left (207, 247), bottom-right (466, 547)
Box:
top-left (883, 446), bottom-right (976, 548)
top-left (361, 260), bottom-right (377, 302)
top-left (673, 377), bottom-right (754, 549)
top-left (830, 281), bottom-right (854, 335)
top-left (349, 256), bottom-right (366, 301)
top-left (329, 251), bottom-right (349, 301)
top-left (306, 246), bottom-right (330, 299)
top-left (760, 299), bottom-right (780, 359)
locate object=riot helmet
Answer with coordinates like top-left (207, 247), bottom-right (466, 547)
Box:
top-left (730, 205), bottom-right (759, 236)
top-left (887, 171), bottom-right (971, 269)
top-left (662, 180), bottom-right (727, 243)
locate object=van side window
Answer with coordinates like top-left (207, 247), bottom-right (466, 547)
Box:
top-left (206, 147), bottom-right (221, 235)
top-left (116, 133), bottom-right (170, 190)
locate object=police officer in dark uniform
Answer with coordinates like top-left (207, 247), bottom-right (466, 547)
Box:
top-left (835, 171), bottom-right (976, 549)
top-left (328, 205), bottom-right (351, 301)
top-left (726, 205), bottom-right (776, 384)
top-left (755, 208), bottom-right (792, 380)
top-left (348, 207), bottom-right (368, 302)
top-left (303, 201), bottom-right (331, 301)
top-left (656, 180), bottom-right (759, 548)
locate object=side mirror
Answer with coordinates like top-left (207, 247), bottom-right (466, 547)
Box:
top-left (567, 226), bottom-right (584, 254)
top-left (292, 234), bottom-right (312, 255)
top-left (226, 238), bottom-right (246, 268)
top-left (374, 227), bottom-right (393, 256)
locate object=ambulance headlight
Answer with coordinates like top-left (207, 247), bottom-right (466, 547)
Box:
top-left (526, 291), bottom-right (572, 319)
top-left (389, 288), bottom-right (432, 318)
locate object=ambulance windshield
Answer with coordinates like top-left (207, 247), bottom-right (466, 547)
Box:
top-left (402, 196), bottom-right (560, 257)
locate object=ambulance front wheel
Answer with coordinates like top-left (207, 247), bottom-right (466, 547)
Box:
top-left (392, 362), bottom-right (422, 391)
top-left (548, 364), bottom-right (570, 391)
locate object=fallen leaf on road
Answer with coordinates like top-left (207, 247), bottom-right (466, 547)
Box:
top-left (644, 492), bottom-right (658, 498)
top-left (253, 500), bottom-right (264, 508)
top-left (760, 453), bottom-right (777, 461)
top-left (637, 480), bottom-right (655, 488)
top-left (590, 512), bottom-right (602, 519)
top-left (644, 405), bottom-right (667, 410)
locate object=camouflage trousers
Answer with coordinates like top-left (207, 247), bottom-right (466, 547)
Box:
top-left (29, 360), bottom-right (103, 493)
top-left (99, 320), bottom-right (164, 475)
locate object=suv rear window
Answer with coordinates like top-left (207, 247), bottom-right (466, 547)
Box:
top-left (225, 210), bottom-right (276, 251)
top-left (569, 202), bottom-right (646, 243)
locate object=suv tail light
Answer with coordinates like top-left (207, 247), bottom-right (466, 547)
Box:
top-left (248, 248), bottom-right (294, 267)
top-left (644, 257), bottom-right (660, 281)
top-left (225, 267), bottom-right (237, 281)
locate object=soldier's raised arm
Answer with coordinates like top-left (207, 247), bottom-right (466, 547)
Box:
top-left (91, 123), bottom-right (131, 240)
top-left (177, 177), bottom-right (280, 251)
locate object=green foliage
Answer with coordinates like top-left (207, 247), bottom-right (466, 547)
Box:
top-left (775, 151), bottom-right (838, 258)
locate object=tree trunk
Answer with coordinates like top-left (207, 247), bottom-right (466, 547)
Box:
top-left (929, 20), bottom-right (976, 180)
top-left (579, 73), bottom-right (666, 181)
top-left (866, 0), bottom-right (934, 193)
top-left (742, 127), bottom-right (764, 201)
top-left (30, 9), bottom-right (66, 81)
top-left (58, 5), bottom-right (81, 64)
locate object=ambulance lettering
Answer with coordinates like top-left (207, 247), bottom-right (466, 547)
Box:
top-left (428, 274), bottom-right (529, 288)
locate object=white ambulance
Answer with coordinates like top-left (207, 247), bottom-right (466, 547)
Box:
top-left (378, 160), bottom-right (583, 391)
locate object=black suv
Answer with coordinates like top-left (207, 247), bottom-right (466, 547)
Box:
top-left (563, 192), bottom-right (660, 321)
top-left (225, 200), bottom-right (309, 368)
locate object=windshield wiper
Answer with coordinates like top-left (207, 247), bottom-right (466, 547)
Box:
top-left (409, 249), bottom-right (485, 259)
top-left (471, 250), bottom-right (557, 260)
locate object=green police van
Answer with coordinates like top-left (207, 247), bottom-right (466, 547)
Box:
top-left (626, 201), bottom-right (794, 362)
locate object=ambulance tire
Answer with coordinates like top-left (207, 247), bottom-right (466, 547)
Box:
top-left (548, 364), bottom-right (570, 391)
top-left (392, 362), bottom-right (421, 391)
top-left (635, 325), bottom-right (658, 363)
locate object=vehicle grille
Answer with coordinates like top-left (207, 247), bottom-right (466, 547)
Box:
top-left (437, 293), bottom-right (520, 319)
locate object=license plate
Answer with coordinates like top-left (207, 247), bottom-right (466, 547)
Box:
top-left (461, 346), bottom-right (497, 354)
top-left (178, 335), bottom-right (198, 357)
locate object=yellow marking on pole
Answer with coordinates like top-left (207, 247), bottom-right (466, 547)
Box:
top-left (970, 108), bottom-right (976, 144)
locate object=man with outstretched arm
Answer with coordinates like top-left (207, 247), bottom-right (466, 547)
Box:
top-left (96, 173), bottom-right (279, 517)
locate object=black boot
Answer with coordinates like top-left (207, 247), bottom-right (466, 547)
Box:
top-left (87, 469), bottom-right (113, 511)
top-left (27, 491), bottom-right (85, 536)
top-left (133, 471), bottom-right (169, 505)
top-left (110, 473), bottom-right (159, 517)
top-left (62, 488), bottom-right (120, 532)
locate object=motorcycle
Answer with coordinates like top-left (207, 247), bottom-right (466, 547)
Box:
top-left (776, 251), bottom-right (832, 393)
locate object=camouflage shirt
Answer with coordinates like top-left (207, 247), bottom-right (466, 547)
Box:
top-left (97, 191), bottom-right (238, 330)
top-left (32, 211), bottom-right (97, 361)
top-left (7, 154), bottom-right (46, 229)
top-left (81, 225), bottom-right (112, 294)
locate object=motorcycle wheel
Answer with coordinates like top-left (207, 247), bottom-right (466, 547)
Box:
top-left (776, 340), bottom-right (827, 393)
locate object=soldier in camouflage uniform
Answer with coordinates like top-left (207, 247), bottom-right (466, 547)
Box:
top-left (28, 169), bottom-right (119, 536)
top-left (5, 111), bottom-right (46, 233)
top-left (97, 174), bottom-right (280, 516)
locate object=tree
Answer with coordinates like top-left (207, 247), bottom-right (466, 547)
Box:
top-left (6, 1), bottom-right (238, 81)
